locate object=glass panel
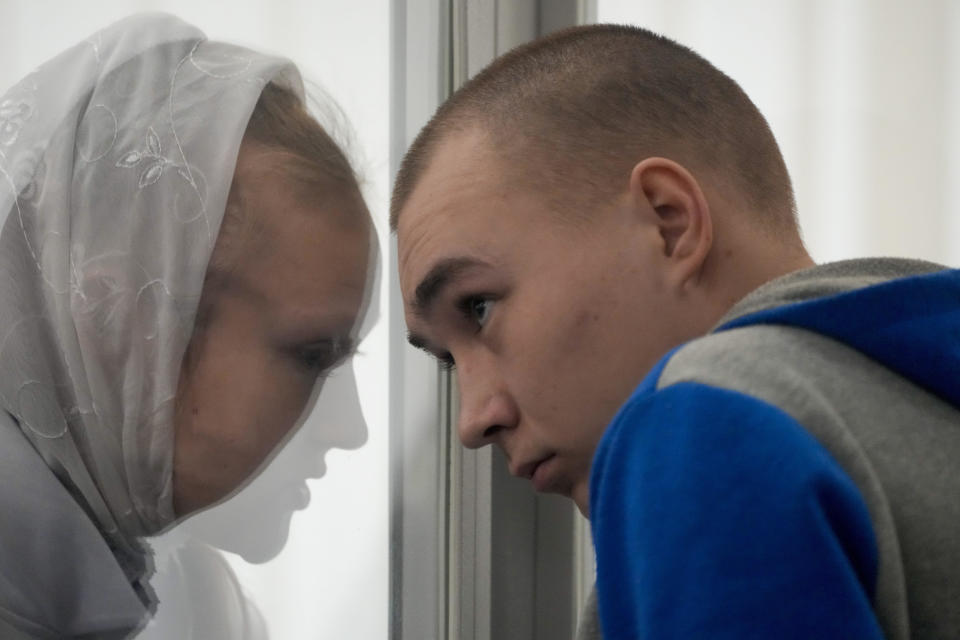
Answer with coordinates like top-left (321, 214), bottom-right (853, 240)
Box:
top-left (0, 2), bottom-right (392, 638)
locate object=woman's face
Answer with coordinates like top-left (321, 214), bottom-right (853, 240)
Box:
top-left (172, 143), bottom-right (372, 517)
top-left (174, 361), bottom-right (367, 562)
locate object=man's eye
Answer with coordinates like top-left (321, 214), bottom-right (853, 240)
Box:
top-left (461, 296), bottom-right (494, 328)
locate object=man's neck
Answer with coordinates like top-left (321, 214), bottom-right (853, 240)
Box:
top-left (707, 237), bottom-right (815, 331)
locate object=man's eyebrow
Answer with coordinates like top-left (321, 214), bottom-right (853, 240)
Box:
top-left (406, 331), bottom-right (427, 351)
top-left (406, 331), bottom-right (442, 363)
top-left (412, 256), bottom-right (490, 317)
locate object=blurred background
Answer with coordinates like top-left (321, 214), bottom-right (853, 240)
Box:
top-left (1, 1), bottom-right (956, 638)
top-left (601, 0), bottom-right (960, 266)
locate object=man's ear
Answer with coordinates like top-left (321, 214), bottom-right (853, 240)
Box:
top-left (629, 157), bottom-right (713, 289)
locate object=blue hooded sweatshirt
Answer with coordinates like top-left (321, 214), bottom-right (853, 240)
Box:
top-left (589, 258), bottom-right (960, 639)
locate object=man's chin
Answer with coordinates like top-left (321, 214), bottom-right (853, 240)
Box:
top-left (571, 482), bottom-right (590, 519)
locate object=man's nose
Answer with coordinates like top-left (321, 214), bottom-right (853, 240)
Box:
top-left (455, 359), bottom-right (519, 449)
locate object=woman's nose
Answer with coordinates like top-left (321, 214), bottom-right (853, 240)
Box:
top-left (310, 363), bottom-right (368, 451)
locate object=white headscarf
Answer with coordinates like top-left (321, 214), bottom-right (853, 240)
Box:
top-left (0, 13), bottom-right (302, 579)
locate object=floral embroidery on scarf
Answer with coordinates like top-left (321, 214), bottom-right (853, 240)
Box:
top-left (116, 127), bottom-right (175, 188)
top-left (0, 99), bottom-right (33, 147)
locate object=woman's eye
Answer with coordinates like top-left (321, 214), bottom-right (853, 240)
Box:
top-left (299, 346), bottom-right (335, 371)
top-left (296, 339), bottom-right (351, 372)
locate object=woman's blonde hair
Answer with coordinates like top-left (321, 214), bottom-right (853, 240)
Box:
top-left (244, 81), bottom-right (360, 198)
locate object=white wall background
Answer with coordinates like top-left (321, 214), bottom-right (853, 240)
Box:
top-left (0, 1), bottom-right (391, 638)
top-left (598, 0), bottom-right (960, 266)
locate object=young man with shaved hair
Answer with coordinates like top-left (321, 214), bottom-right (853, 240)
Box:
top-left (394, 24), bottom-right (960, 639)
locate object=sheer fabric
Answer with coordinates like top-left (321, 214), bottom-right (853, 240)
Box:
top-left (0, 13), bottom-right (302, 581)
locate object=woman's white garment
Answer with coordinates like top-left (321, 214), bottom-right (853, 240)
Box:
top-left (0, 412), bottom-right (145, 638)
top-left (136, 532), bottom-right (269, 640)
top-left (0, 13), bottom-right (302, 636)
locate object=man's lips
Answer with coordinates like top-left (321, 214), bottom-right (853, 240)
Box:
top-left (510, 454), bottom-right (557, 489)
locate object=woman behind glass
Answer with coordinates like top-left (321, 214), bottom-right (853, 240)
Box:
top-left (0, 13), bottom-right (372, 639)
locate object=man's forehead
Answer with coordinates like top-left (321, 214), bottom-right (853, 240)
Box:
top-left (401, 128), bottom-right (499, 219)
top-left (397, 128), bottom-right (502, 275)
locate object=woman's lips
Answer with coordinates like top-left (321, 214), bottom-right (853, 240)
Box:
top-left (276, 482), bottom-right (312, 511)
top-left (294, 483), bottom-right (311, 510)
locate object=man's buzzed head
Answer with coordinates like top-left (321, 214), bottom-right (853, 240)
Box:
top-left (391, 24), bottom-right (796, 234)
top-left (394, 24), bottom-right (814, 515)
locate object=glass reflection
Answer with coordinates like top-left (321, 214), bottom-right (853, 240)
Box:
top-left (0, 12), bottom-right (376, 638)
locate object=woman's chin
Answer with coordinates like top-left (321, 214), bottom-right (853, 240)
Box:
top-left (175, 490), bottom-right (303, 563)
top-left (225, 512), bottom-right (296, 564)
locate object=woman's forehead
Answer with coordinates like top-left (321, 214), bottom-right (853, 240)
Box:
top-left (209, 194), bottom-right (371, 319)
